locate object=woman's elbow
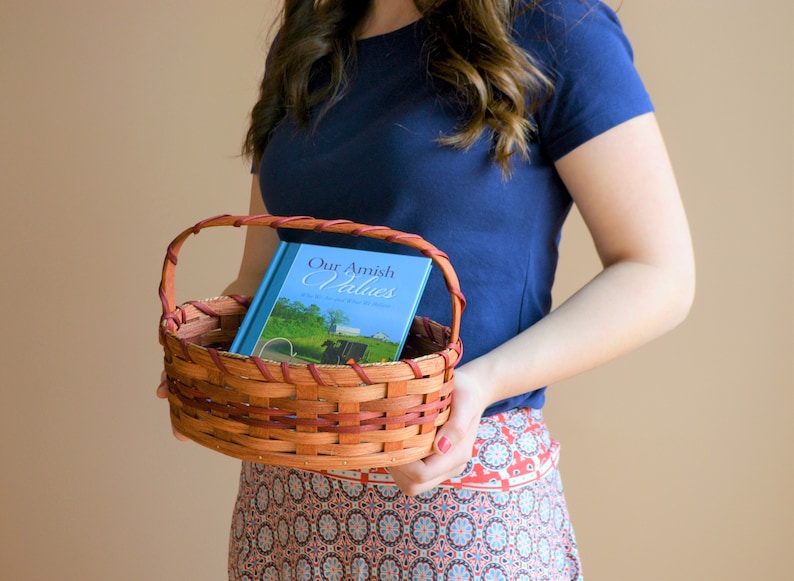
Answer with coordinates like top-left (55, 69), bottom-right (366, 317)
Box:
top-left (662, 260), bottom-right (696, 331)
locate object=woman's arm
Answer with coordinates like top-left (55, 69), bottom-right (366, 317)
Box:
top-left (387, 112), bottom-right (696, 494)
top-left (223, 175), bottom-right (282, 296)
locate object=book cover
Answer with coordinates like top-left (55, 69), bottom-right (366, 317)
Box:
top-left (229, 242), bottom-right (433, 364)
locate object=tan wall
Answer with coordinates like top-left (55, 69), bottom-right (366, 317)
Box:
top-left (1, 1), bottom-right (790, 580)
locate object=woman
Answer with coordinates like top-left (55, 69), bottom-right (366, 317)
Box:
top-left (160, 0), bottom-right (694, 578)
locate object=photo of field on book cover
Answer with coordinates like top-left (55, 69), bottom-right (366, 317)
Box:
top-left (231, 242), bottom-right (433, 365)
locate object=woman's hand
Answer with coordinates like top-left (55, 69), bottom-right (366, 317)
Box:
top-left (386, 367), bottom-right (489, 496)
top-left (156, 371), bottom-right (190, 441)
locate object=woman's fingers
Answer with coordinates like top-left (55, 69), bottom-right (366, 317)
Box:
top-left (156, 370), bottom-right (169, 399)
top-left (387, 453), bottom-right (471, 496)
top-left (170, 424), bottom-right (190, 442)
top-left (156, 371), bottom-right (190, 441)
top-left (387, 368), bottom-right (489, 496)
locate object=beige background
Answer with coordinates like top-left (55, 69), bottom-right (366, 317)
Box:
top-left (1, 1), bottom-right (791, 580)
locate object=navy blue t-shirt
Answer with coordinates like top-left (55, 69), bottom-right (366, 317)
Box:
top-left (256, 0), bottom-right (653, 415)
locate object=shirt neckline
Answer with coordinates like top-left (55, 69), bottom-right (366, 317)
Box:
top-left (356, 18), bottom-right (423, 48)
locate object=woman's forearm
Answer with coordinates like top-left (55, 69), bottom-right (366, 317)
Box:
top-left (464, 259), bottom-right (695, 406)
top-left (463, 113), bottom-right (696, 407)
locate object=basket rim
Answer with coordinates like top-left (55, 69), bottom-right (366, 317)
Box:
top-left (158, 215), bottom-right (466, 382)
top-left (160, 295), bottom-right (462, 388)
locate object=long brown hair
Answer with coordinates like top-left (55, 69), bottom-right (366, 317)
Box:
top-left (243, 0), bottom-right (554, 176)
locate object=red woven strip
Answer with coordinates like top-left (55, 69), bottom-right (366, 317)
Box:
top-left (173, 388), bottom-right (280, 417)
top-left (437, 349), bottom-right (451, 370)
top-left (229, 294), bottom-right (251, 309)
top-left (421, 317), bottom-right (436, 342)
top-left (307, 364), bottom-right (331, 386)
top-left (360, 411), bottom-right (422, 427)
top-left (384, 233), bottom-right (422, 243)
top-left (226, 414), bottom-right (379, 432)
top-left (420, 248), bottom-right (450, 261)
top-left (314, 219), bottom-right (353, 231)
top-left (160, 312), bottom-right (180, 332)
top-left (447, 286), bottom-right (467, 308)
top-left (405, 410), bottom-right (439, 427)
top-left (318, 411), bottom-right (381, 423)
top-left (319, 423), bottom-right (381, 434)
top-left (158, 287), bottom-right (171, 320)
top-left (176, 393), bottom-right (293, 427)
top-left (192, 214), bottom-right (230, 234)
top-left (174, 382), bottom-right (216, 402)
top-left (419, 248), bottom-right (467, 308)
top-left (179, 338), bottom-right (195, 363)
top-left (166, 243), bottom-right (179, 266)
top-left (400, 358), bottom-right (424, 379)
top-left (404, 397), bottom-right (446, 415)
top-left (208, 348), bottom-right (230, 375)
top-left (349, 363), bottom-right (374, 385)
top-left (173, 383), bottom-right (292, 422)
top-left (280, 362), bottom-right (293, 384)
top-left (259, 414), bottom-right (334, 429)
top-left (252, 357), bottom-right (278, 382)
top-left (225, 401), bottom-right (290, 419)
top-left (172, 389), bottom-right (212, 414)
top-left (187, 300), bottom-right (219, 317)
top-left (174, 389), bottom-right (435, 433)
top-left (351, 225), bottom-right (389, 236)
top-left (233, 214), bottom-right (273, 227)
top-left (177, 306), bottom-right (187, 324)
top-left (271, 216), bottom-right (313, 228)
top-left (231, 415), bottom-right (311, 430)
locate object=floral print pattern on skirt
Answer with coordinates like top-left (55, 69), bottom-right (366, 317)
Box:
top-left (228, 408), bottom-right (583, 580)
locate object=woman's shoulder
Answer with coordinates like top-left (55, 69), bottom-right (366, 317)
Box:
top-left (514, 0), bottom-right (631, 59)
top-left (514, 1), bottom-right (653, 161)
top-left (516, 0), bottom-right (619, 27)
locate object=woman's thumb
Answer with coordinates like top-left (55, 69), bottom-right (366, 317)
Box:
top-left (433, 399), bottom-right (472, 455)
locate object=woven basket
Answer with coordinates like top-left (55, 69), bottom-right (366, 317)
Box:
top-left (158, 214), bottom-right (465, 470)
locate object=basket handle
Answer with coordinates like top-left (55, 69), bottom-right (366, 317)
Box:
top-left (159, 214), bottom-right (466, 348)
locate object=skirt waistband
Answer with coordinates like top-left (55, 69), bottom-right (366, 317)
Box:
top-left (318, 407), bottom-right (560, 492)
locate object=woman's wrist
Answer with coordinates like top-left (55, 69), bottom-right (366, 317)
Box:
top-left (454, 360), bottom-right (503, 413)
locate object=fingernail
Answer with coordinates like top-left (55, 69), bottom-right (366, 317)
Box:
top-left (437, 437), bottom-right (452, 454)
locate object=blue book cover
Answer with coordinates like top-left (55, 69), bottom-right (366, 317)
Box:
top-left (229, 242), bottom-right (433, 364)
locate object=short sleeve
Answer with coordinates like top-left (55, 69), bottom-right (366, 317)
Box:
top-left (518, 0), bottom-right (654, 161)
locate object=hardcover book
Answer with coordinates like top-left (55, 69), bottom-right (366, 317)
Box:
top-left (229, 242), bottom-right (433, 364)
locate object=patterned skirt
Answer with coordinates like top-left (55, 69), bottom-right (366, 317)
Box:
top-left (228, 408), bottom-right (583, 580)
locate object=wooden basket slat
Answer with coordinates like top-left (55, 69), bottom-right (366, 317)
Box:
top-left (174, 410), bottom-right (444, 469)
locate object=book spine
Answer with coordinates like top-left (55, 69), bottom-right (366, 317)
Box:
top-left (229, 241), bottom-right (292, 355)
top-left (394, 260), bottom-right (432, 359)
top-left (241, 243), bottom-right (302, 356)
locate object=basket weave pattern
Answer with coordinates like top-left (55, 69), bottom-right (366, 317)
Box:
top-left (159, 215), bottom-right (465, 470)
